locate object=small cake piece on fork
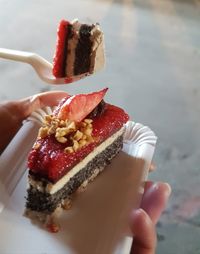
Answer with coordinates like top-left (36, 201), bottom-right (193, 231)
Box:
top-left (52, 19), bottom-right (105, 78)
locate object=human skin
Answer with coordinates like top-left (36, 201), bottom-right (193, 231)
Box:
top-left (0, 91), bottom-right (68, 153)
top-left (0, 91), bottom-right (171, 253)
top-left (130, 181), bottom-right (171, 254)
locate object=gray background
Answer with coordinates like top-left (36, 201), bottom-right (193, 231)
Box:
top-left (0, 0), bottom-right (200, 253)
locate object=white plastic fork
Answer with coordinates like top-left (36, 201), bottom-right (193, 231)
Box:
top-left (0, 48), bottom-right (89, 84)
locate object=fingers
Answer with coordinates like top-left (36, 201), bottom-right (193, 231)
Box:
top-left (149, 162), bottom-right (156, 172)
top-left (130, 182), bottom-right (171, 253)
top-left (130, 209), bottom-right (156, 254)
top-left (19, 91), bottom-right (69, 118)
top-left (29, 91), bottom-right (69, 108)
top-left (0, 91), bottom-right (69, 154)
top-left (141, 182), bottom-right (171, 224)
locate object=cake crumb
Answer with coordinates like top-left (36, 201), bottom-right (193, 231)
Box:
top-left (64, 146), bottom-right (74, 153)
top-left (33, 142), bottom-right (41, 150)
top-left (62, 198), bottom-right (72, 210)
top-left (46, 222), bottom-right (60, 233)
top-left (77, 180), bottom-right (89, 193)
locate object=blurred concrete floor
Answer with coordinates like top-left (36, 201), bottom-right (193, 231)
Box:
top-left (0, 0), bottom-right (200, 253)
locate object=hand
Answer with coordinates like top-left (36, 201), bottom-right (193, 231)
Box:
top-left (0, 91), bottom-right (68, 153)
top-left (130, 181), bottom-right (171, 254)
top-left (0, 93), bottom-right (171, 254)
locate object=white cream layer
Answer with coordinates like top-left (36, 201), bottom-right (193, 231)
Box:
top-left (30, 127), bottom-right (124, 195)
top-left (90, 25), bottom-right (105, 73)
top-left (65, 20), bottom-right (105, 76)
top-left (65, 20), bottom-right (81, 76)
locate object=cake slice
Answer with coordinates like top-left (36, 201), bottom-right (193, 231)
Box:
top-left (52, 19), bottom-right (105, 78)
top-left (25, 88), bottom-right (129, 232)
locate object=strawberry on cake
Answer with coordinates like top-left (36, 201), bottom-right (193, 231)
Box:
top-left (25, 88), bottom-right (129, 231)
top-left (52, 19), bottom-right (105, 78)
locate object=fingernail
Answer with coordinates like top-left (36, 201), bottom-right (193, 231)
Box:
top-left (130, 208), bottom-right (147, 223)
top-left (132, 208), bottom-right (143, 216)
top-left (155, 182), bottom-right (172, 197)
top-left (149, 162), bottom-right (156, 171)
top-left (163, 182), bottom-right (172, 197)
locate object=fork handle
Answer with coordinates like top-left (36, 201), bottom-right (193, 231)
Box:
top-left (0, 48), bottom-right (33, 63)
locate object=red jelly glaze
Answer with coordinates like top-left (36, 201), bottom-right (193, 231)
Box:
top-left (28, 104), bottom-right (129, 183)
top-left (52, 20), bottom-right (69, 78)
top-left (46, 222), bottom-right (60, 233)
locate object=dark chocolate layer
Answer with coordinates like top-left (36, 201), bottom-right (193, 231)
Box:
top-left (74, 24), bottom-right (93, 75)
top-left (26, 135), bottom-right (123, 214)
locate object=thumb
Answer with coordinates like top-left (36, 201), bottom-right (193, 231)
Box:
top-left (18, 91), bottom-right (69, 118)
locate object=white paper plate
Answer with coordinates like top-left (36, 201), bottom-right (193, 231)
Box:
top-left (0, 107), bottom-right (157, 254)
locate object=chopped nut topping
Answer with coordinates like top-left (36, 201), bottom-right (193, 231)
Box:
top-left (44, 115), bottom-right (52, 123)
top-left (73, 130), bottom-right (83, 141)
top-left (80, 122), bottom-right (87, 128)
top-left (84, 119), bottom-right (93, 124)
top-left (67, 121), bottom-right (76, 131)
top-left (60, 120), bottom-right (66, 127)
top-left (56, 127), bottom-right (68, 137)
top-left (73, 140), bottom-right (79, 151)
top-left (38, 127), bottom-right (49, 138)
top-left (65, 119), bottom-right (71, 126)
top-left (64, 147), bottom-right (74, 153)
top-left (33, 142), bottom-right (41, 150)
top-left (79, 139), bottom-right (87, 147)
top-left (48, 125), bottom-right (57, 135)
top-left (56, 136), bottom-right (67, 143)
top-left (44, 115), bottom-right (52, 121)
top-left (84, 128), bottom-right (92, 136)
top-left (37, 115), bottom-right (94, 153)
top-left (86, 136), bottom-right (94, 143)
top-left (87, 123), bottom-right (93, 128)
top-left (82, 134), bottom-right (87, 140)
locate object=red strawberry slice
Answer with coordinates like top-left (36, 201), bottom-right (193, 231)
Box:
top-left (56, 88), bottom-right (108, 122)
top-left (53, 94), bottom-right (71, 116)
